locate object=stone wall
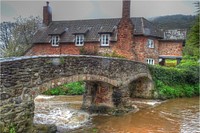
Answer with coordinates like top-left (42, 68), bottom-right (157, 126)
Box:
top-left (0, 55), bottom-right (153, 132)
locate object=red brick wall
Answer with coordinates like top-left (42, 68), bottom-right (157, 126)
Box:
top-left (134, 36), bottom-right (159, 64)
top-left (26, 44), bottom-right (60, 56)
top-left (114, 18), bottom-right (134, 60)
top-left (111, 0), bottom-right (135, 60)
top-left (26, 42), bottom-right (116, 56)
top-left (26, 43), bottom-right (98, 56)
top-left (158, 41), bottom-right (183, 56)
top-left (43, 2), bottom-right (52, 26)
top-left (25, 37), bottom-right (161, 64)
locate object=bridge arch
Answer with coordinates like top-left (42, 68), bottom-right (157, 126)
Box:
top-left (128, 76), bottom-right (154, 98)
top-left (27, 74), bottom-right (119, 98)
top-left (0, 55), bottom-right (154, 132)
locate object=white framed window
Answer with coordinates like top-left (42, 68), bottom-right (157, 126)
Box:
top-left (147, 39), bottom-right (154, 48)
top-left (75, 35), bottom-right (84, 46)
top-left (147, 58), bottom-right (155, 65)
top-left (51, 35), bottom-right (60, 46)
top-left (100, 34), bottom-right (110, 46)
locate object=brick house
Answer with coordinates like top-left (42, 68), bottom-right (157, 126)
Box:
top-left (25, 0), bottom-right (186, 65)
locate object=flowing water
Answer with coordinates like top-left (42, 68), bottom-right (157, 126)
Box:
top-left (34, 95), bottom-right (90, 132)
top-left (34, 95), bottom-right (199, 133)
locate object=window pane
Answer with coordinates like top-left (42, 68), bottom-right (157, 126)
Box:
top-left (51, 36), bottom-right (59, 46)
top-left (101, 34), bottom-right (110, 46)
top-left (75, 35), bottom-right (84, 46)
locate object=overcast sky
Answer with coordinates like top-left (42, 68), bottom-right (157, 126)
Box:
top-left (1, 0), bottom-right (197, 22)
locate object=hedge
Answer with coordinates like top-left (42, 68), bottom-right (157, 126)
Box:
top-left (148, 60), bottom-right (199, 99)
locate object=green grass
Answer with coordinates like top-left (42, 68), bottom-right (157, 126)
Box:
top-left (165, 59), bottom-right (177, 67)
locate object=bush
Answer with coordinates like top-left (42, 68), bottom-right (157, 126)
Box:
top-left (149, 64), bottom-right (199, 86)
top-left (149, 60), bottom-right (199, 99)
top-left (43, 81), bottom-right (85, 95)
top-left (158, 84), bottom-right (198, 99)
top-left (64, 81), bottom-right (85, 95)
top-left (43, 86), bottom-right (66, 95)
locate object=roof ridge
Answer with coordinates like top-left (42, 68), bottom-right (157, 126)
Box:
top-left (51, 17), bottom-right (144, 23)
top-left (52, 18), bottom-right (121, 23)
top-left (141, 17), bottom-right (145, 34)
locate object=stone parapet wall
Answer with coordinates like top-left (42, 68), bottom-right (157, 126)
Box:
top-left (1, 55), bottom-right (151, 93)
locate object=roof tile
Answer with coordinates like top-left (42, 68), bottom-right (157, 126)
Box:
top-left (33, 17), bottom-right (163, 44)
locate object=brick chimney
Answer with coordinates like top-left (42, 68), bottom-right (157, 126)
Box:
top-left (122, 0), bottom-right (130, 19)
top-left (115, 0), bottom-right (136, 60)
top-left (43, 1), bottom-right (52, 26)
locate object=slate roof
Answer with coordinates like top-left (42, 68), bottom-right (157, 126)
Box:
top-left (33, 17), bottom-right (163, 44)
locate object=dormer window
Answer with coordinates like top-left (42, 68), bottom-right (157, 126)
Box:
top-left (51, 35), bottom-right (59, 46)
top-left (147, 39), bottom-right (154, 48)
top-left (75, 34), bottom-right (84, 46)
top-left (100, 34), bottom-right (110, 46)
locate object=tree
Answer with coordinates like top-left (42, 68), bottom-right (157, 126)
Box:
top-left (0, 22), bottom-right (15, 57)
top-left (0, 16), bottom-right (42, 57)
top-left (183, 2), bottom-right (199, 59)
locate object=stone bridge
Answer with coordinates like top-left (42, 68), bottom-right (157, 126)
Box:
top-left (0, 55), bottom-right (154, 132)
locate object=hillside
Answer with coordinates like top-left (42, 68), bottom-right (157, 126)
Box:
top-left (149, 14), bottom-right (196, 30)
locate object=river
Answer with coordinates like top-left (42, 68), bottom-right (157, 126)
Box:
top-left (34, 95), bottom-right (199, 133)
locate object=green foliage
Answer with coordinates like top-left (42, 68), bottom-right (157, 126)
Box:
top-left (176, 56), bottom-right (199, 84)
top-left (149, 62), bottom-right (199, 86)
top-left (1, 40), bottom-right (28, 57)
top-left (59, 57), bottom-right (65, 64)
top-left (64, 81), bottom-right (85, 95)
top-left (165, 59), bottom-right (177, 67)
top-left (176, 56), bottom-right (198, 68)
top-left (9, 124), bottom-right (16, 133)
top-left (43, 81), bottom-right (85, 95)
top-left (92, 128), bottom-right (98, 133)
top-left (43, 86), bottom-right (67, 95)
top-left (149, 60), bottom-right (199, 99)
top-left (158, 83), bottom-right (198, 99)
top-left (184, 14), bottom-right (199, 58)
